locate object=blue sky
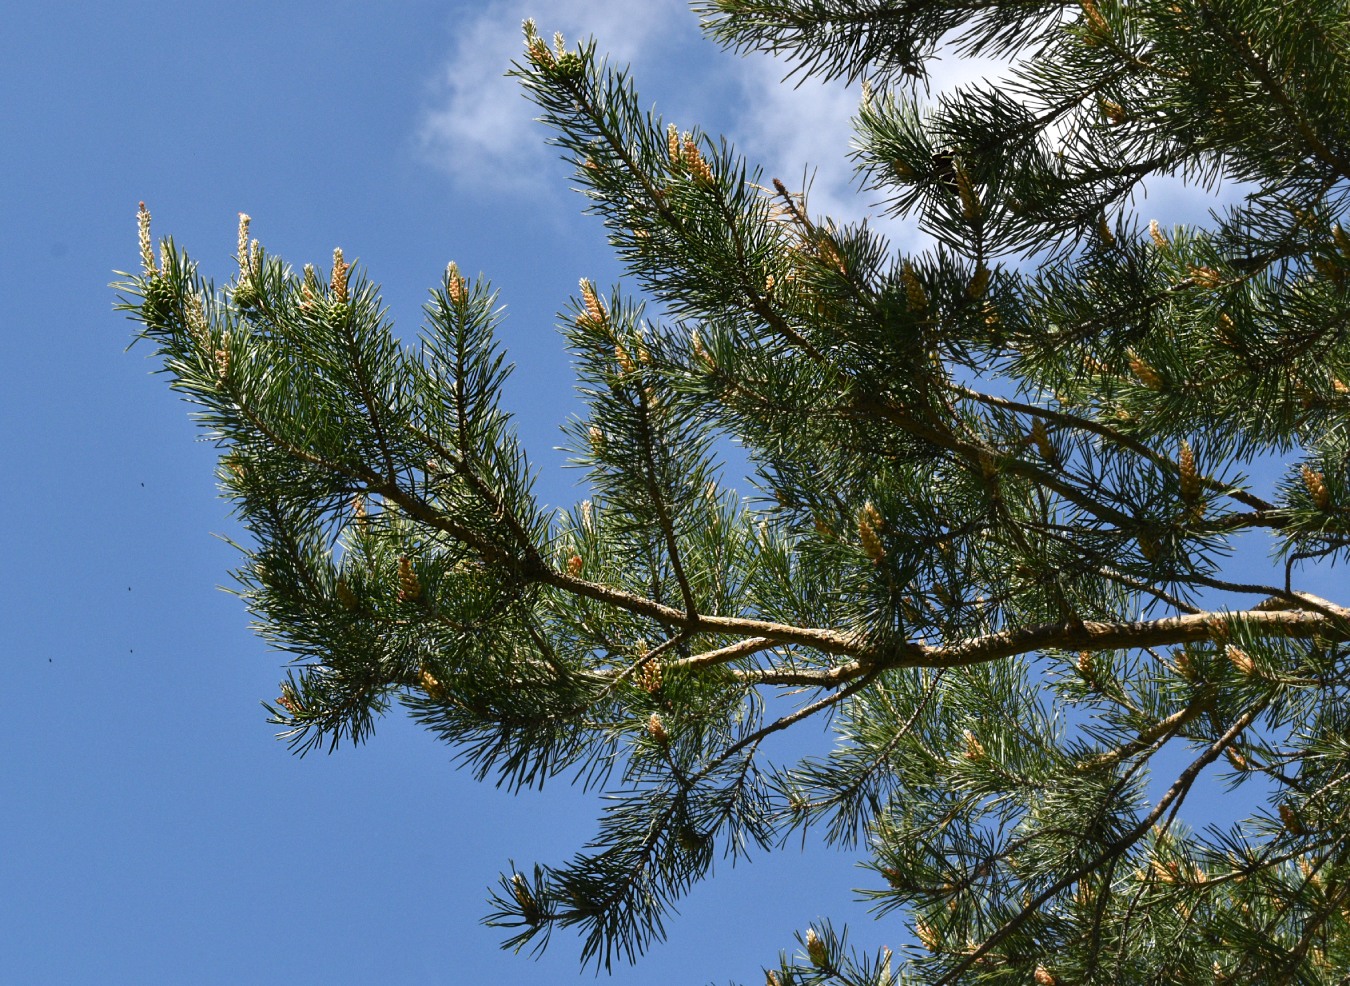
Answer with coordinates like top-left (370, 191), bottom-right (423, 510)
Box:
top-left (3, 3), bottom-right (915, 983)
top-left (4, 3), bottom-right (1333, 984)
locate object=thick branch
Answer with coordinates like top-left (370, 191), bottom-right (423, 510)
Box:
top-left (539, 569), bottom-right (877, 657)
top-left (734, 603), bottom-right (1350, 686)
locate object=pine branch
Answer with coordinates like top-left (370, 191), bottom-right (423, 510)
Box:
top-left (935, 699), bottom-right (1268, 985)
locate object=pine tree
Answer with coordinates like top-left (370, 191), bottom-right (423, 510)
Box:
top-left (117, 1), bottom-right (1350, 981)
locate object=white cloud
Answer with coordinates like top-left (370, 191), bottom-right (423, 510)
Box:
top-left (417, 4), bottom-right (1016, 249)
top-left (417, 0), bottom-right (694, 193)
top-left (720, 47), bottom-right (1015, 253)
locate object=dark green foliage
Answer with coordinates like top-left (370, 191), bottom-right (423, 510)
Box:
top-left (119, 2), bottom-right (1350, 981)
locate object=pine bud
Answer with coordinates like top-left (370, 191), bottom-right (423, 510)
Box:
top-left (817, 232), bottom-right (847, 274)
top-left (137, 202), bottom-right (156, 274)
top-left (445, 262), bottom-right (466, 305)
top-left (276, 684), bottom-right (300, 714)
top-left (1080, 0), bottom-right (1108, 40)
top-left (1225, 746), bottom-right (1250, 771)
top-left (1150, 858), bottom-right (1180, 883)
top-left (1035, 966), bottom-right (1057, 985)
top-left (511, 872), bottom-right (542, 921)
top-left (1335, 224), bottom-right (1350, 258)
top-left (1178, 439), bottom-right (1202, 508)
top-left (1138, 530), bottom-right (1161, 561)
top-left (963, 729), bottom-right (986, 760)
top-left (1280, 802), bottom-right (1307, 835)
top-left (859, 502), bottom-right (886, 563)
top-left (236, 212), bottom-right (252, 274)
top-left (577, 278), bottom-right (608, 331)
top-left (585, 427), bottom-right (606, 459)
top-left (978, 450), bottom-right (998, 482)
top-left (1149, 219), bottom-right (1168, 250)
top-left (1077, 650), bottom-right (1095, 684)
top-left (331, 247), bottom-right (349, 303)
top-left (667, 123), bottom-right (681, 166)
top-left (1174, 648), bottom-right (1199, 681)
top-left (523, 19), bottom-right (553, 67)
top-left (1302, 464), bottom-right (1331, 509)
top-left (691, 329), bottom-right (714, 369)
top-left (419, 665), bottom-right (447, 701)
top-left (1216, 312), bottom-right (1238, 347)
top-left (1313, 254), bottom-right (1346, 284)
top-left (566, 554), bottom-right (584, 577)
top-left (185, 292), bottom-right (208, 342)
top-left (1298, 855), bottom-right (1321, 884)
top-left (1189, 265), bottom-right (1222, 288)
top-left (299, 270), bottom-right (317, 312)
top-left (966, 264), bottom-right (990, 299)
top-left (636, 659), bottom-right (663, 694)
top-left (336, 577), bottom-right (358, 610)
top-left (1097, 215), bottom-right (1116, 247)
top-left (901, 262), bottom-right (928, 313)
top-left (1099, 98), bottom-right (1126, 124)
top-left (872, 947), bottom-right (894, 986)
top-left (954, 164), bottom-right (979, 220)
top-left (642, 382), bottom-right (663, 412)
top-left (1128, 350), bottom-right (1164, 390)
top-left (1226, 644), bottom-right (1255, 676)
top-left (1031, 420), bottom-right (1058, 464)
top-left (915, 918), bottom-right (940, 951)
top-left (397, 555), bottom-right (421, 602)
top-left (647, 712), bottom-right (668, 745)
top-left (221, 458), bottom-right (249, 492)
top-left (805, 928), bottom-right (828, 969)
top-left (684, 138), bottom-right (714, 184)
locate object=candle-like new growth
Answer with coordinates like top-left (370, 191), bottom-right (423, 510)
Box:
top-left (577, 278), bottom-right (608, 331)
top-left (331, 247), bottom-right (349, 303)
top-left (137, 202), bottom-right (155, 274)
top-left (901, 262), bottom-right (927, 312)
top-left (236, 212), bottom-right (251, 273)
top-left (1178, 440), bottom-right (1202, 512)
top-left (1302, 465), bottom-right (1331, 509)
top-left (445, 261), bottom-right (466, 305)
top-left (396, 556), bottom-right (420, 602)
